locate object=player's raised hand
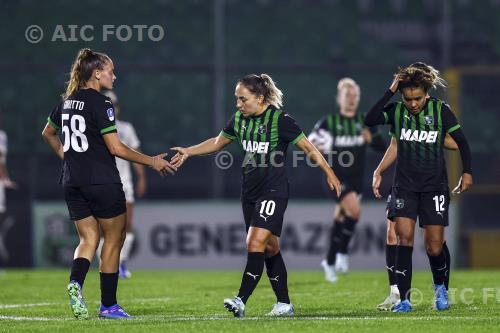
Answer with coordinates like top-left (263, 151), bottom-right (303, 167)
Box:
top-left (170, 147), bottom-right (189, 168)
top-left (452, 172), bottom-right (473, 195)
top-left (389, 74), bottom-right (402, 93)
top-left (151, 153), bottom-right (176, 176)
top-left (372, 172), bottom-right (382, 199)
top-left (327, 173), bottom-right (342, 198)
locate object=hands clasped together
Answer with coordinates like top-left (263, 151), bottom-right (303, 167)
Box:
top-left (149, 147), bottom-right (190, 176)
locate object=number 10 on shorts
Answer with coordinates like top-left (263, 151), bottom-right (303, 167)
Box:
top-left (259, 200), bottom-right (276, 217)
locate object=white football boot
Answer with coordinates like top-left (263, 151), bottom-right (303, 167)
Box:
top-left (320, 259), bottom-right (338, 283)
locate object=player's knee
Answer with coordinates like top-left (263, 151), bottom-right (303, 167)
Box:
top-left (398, 234), bottom-right (413, 246)
top-left (80, 233), bottom-right (100, 249)
top-left (346, 209), bottom-right (361, 221)
top-left (425, 242), bottom-right (443, 256)
top-left (265, 242), bottom-right (280, 257)
top-left (247, 238), bottom-right (266, 252)
top-left (386, 232), bottom-right (397, 245)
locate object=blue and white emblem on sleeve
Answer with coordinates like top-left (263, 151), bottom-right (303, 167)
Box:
top-left (106, 108), bottom-right (115, 121)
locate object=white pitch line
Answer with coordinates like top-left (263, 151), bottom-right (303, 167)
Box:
top-left (0, 315), bottom-right (53, 321)
top-left (0, 315), bottom-right (490, 322)
top-left (126, 315), bottom-right (487, 322)
top-left (0, 296), bottom-right (171, 310)
top-left (0, 302), bottom-right (58, 309)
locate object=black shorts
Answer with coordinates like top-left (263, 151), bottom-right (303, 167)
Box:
top-left (64, 184), bottom-right (126, 221)
top-left (386, 187), bottom-right (449, 227)
top-left (242, 196), bottom-right (288, 237)
top-left (335, 182), bottom-right (363, 203)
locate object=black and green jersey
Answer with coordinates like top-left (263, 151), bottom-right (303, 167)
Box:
top-left (312, 112), bottom-right (385, 188)
top-left (371, 94), bottom-right (461, 192)
top-left (47, 88), bottom-right (121, 186)
top-left (220, 106), bottom-right (305, 201)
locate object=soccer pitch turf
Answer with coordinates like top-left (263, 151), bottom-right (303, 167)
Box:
top-left (0, 270), bottom-right (499, 332)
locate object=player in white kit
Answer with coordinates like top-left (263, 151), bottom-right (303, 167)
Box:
top-left (102, 91), bottom-right (146, 279)
top-left (0, 128), bottom-right (17, 266)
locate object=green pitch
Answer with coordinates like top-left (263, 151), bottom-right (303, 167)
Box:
top-left (1, 269), bottom-right (499, 332)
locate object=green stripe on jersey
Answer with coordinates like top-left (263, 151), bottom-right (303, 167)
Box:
top-left (252, 117), bottom-right (261, 142)
top-left (410, 108), bottom-right (417, 155)
top-left (424, 100), bottom-right (434, 159)
top-left (220, 130), bottom-right (235, 140)
top-left (327, 114), bottom-right (333, 132)
top-left (291, 132), bottom-right (305, 145)
top-left (447, 124), bottom-right (461, 133)
top-left (234, 112), bottom-right (241, 138)
top-left (394, 102), bottom-right (402, 140)
top-left (101, 125), bottom-right (116, 134)
top-left (47, 117), bottom-right (60, 130)
top-left (350, 117), bottom-right (356, 135)
top-left (245, 118), bottom-right (254, 142)
top-left (437, 101), bottom-right (443, 146)
top-left (240, 118), bottom-right (247, 142)
top-left (261, 109), bottom-right (272, 142)
top-left (343, 116), bottom-right (349, 136)
top-left (357, 113), bottom-right (364, 133)
top-left (269, 110), bottom-right (282, 152)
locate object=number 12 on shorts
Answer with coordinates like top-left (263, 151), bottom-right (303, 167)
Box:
top-left (433, 195), bottom-right (446, 213)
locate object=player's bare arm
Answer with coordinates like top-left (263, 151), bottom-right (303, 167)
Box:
top-left (42, 122), bottom-right (64, 160)
top-left (103, 132), bottom-right (176, 176)
top-left (170, 134), bottom-right (232, 168)
top-left (295, 136), bottom-right (341, 198)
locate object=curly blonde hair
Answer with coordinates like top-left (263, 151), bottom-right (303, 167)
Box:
top-left (397, 62), bottom-right (447, 92)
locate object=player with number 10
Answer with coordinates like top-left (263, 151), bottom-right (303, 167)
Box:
top-left (171, 74), bottom-right (341, 317)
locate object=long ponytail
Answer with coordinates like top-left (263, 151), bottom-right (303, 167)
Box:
top-left (64, 48), bottom-right (110, 98)
top-left (237, 73), bottom-right (284, 108)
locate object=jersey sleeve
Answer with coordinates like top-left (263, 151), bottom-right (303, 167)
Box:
top-left (364, 90), bottom-right (396, 126)
top-left (220, 114), bottom-right (236, 140)
top-left (97, 98), bottom-right (118, 135)
top-left (47, 103), bottom-right (62, 131)
top-left (388, 123), bottom-right (396, 137)
top-left (279, 113), bottom-right (305, 145)
top-left (441, 103), bottom-right (461, 133)
top-left (381, 103), bottom-right (396, 125)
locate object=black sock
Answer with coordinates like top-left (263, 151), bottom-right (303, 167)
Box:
top-left (396, 245), bottom-right (413, 301)
top-left (237, 252), bottom-right (265, 304)
top-left (339, 216), bottom-right (357, 254)
top-left (427, 249), bottom-right (447, 286)
top-left (100, 272), bottom-right (119, 307)
top-left (69, 257), bottom-right (91, 288)
top-left (265, 252), bottom-right (290, 304)
top-left (326, 220), bottom-right (343, 265)
top-left (386, 244), bottom-right (398, 286)
top-left (443, 241), bottom-right (451, 290)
